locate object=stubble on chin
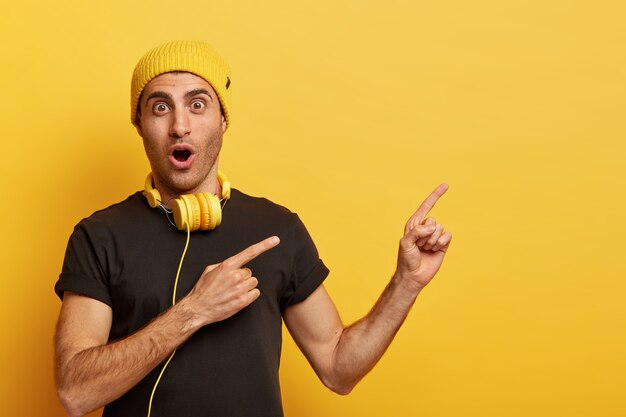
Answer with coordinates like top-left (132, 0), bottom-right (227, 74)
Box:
top-left (146, 131), bottom-right (224, 198)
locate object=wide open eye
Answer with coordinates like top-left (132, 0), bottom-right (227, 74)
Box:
top-left (190, 100), bottom-right (205, 112)
top-left (153, 103), bottom-right (170, 113)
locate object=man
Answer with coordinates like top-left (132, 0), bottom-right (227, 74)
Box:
top-left (54, 40), bottom-right (452, 417)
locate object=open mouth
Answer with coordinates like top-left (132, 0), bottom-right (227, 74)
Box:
top-left (173, 149), bottom-right (192, 162)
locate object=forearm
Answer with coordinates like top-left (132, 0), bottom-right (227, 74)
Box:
top-left (329, 274), bottom-right (423, 393)
top-left (55, 297), bottom-right (201, 417)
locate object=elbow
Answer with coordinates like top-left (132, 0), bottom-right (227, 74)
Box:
top-left (55, 358), bottom-right (94, 417)
top-left (330, 384), bottom-right (354, 396)
top-left (321, 375), bottom-right (357, 396)
top-left (57, 385), bottom-right (87, 417)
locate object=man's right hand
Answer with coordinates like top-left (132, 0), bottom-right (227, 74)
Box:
top-left (184, 236), bottom-right (281, 325)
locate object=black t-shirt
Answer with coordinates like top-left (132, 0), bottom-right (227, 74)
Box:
top-left (55, 189), bottom-right (329, 417)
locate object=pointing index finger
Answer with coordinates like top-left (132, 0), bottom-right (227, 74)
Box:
top-left (226, 236), bottom-right (280, 269)
top-left (416, 183), bottom-right (448, 220)
top-left (406, 183), bottom-right (449, 233)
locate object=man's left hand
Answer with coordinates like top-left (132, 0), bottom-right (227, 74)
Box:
top-left (396, 183), bottom-right (452, 289)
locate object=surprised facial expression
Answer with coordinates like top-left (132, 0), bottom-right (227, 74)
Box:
top-left (134, 72), bottom-right (226, 202)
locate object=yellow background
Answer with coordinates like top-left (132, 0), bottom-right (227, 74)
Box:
top-left (1, 0), bottom-right (625, 416)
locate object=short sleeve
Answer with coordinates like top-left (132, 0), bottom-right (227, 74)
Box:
top-left (280, 214), bottom-right (329, 310)
top-left (54, 223), bottom-right (112, 306)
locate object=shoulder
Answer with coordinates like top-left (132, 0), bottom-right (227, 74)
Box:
top-left (73, 192), bottom-right (151, 235)
top-left (229, 189), bottom-right (294, 217)
top-left (224, 189), bottom-right (308, 240)
top-left (87, 191), bottom-right (148, 218)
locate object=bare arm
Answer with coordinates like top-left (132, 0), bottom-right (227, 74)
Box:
top-left (284, 184), bottom-right (452, 394)
top-left (54, 236), bottom-right (280, 417)
top-left (55, 292), bottom-right (200, 416)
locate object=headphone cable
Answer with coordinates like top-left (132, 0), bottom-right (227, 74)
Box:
top-left (147, 223), bottom-right (191, 417)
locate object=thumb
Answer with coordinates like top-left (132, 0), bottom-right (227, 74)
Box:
top-left (399, 224), bottom-right (436, 255)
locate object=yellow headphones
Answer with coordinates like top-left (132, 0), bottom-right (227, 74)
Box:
top-left (143, 172), bottom-right (231, 231)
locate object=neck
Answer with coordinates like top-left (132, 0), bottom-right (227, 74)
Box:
top-left (153, 168), bottom-right (222, 209)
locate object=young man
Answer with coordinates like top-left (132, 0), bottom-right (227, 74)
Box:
top-left (54, 40), bottom-right (452, 417)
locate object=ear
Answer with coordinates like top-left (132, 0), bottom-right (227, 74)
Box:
top-left (133, 117), bottom-right (144, 137)
top-left (221, 114), bottom-right (227, 133)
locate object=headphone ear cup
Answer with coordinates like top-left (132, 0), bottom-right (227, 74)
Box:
top-left (183, 194), bottom-right (201, 231)
top-left (171, 197), bottom-right (188, 230)
top-left (196, 193), bottom-right (211, 231)
top-left (197, 193), bottom-right (222, 230)
top-left (206, 193), bottom-right (222, 229)
top-left (172, 195), bottom-right (201, 231)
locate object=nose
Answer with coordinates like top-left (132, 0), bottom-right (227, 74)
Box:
top-left (169, 107), bottom-right (191, 138)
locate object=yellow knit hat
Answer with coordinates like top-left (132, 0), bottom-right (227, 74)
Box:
top-left (130, 40), bottom-right (231, 128)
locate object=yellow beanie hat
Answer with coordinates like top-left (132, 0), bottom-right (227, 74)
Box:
top-left (130, 40), bottom-right (231, 128)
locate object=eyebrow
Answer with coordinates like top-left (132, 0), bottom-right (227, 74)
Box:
top-left (185, 88), bottom-right (214, 101)
top-left (144, 91), bottom-right (172, 107)
top-left (144, 89), bottom-right (214, 106)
